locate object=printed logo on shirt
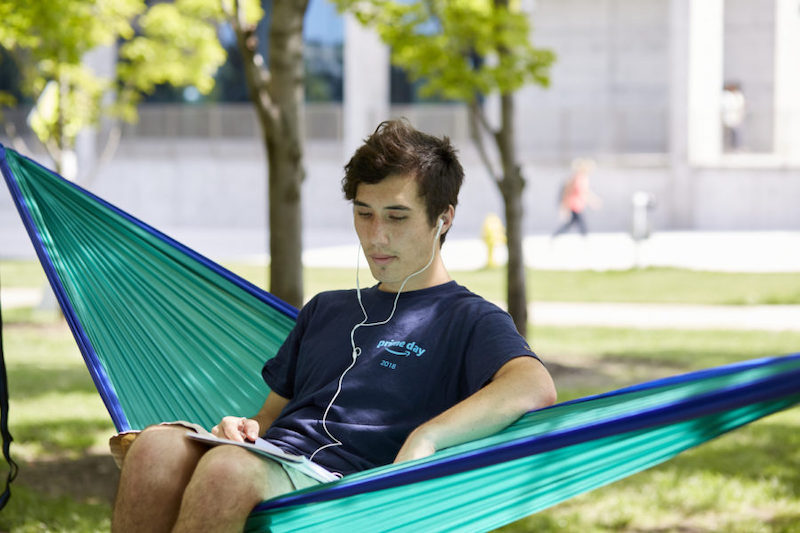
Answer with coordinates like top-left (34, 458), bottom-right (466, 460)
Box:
top-left (376, 339), bottom-right (427, 357)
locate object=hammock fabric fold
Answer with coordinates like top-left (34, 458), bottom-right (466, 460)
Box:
top-left (1, 144), bottom-right (799, 532)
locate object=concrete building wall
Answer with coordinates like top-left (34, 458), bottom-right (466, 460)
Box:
top-left (3, 0), bottom-right (800, 261)
top-left (517, 0), bottom-right (672, 160)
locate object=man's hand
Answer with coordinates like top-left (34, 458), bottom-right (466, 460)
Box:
top-left (210, 392), bottom-right (289, 444)
top-left (212, 416), bottom-right (260, 443)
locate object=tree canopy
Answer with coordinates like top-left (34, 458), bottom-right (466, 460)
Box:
top-left (336, 0), bottom-right (553, 103)
top-left (0, 0), bottom-right (227, 176)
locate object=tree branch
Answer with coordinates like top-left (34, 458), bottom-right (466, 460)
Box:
top-left (468, 98), bottom-right (502, 185)
top-left (2, 120), bottom-right (33, 155)
top-left (81, 120), bottom-right (121, 188)
top-left (228, 0), bottom-right (278, 133)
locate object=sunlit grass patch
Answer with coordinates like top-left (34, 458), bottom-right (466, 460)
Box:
top-left (215, 262), bottom-right (800, 306)
top-left (0, 259), bottom-right (46, 288)
top-left (0, 485), bottom-right (111, 533)
top-left (4, 322), bottom-right (113, 460)
top-left (453, 266), bottom-right (800, 306)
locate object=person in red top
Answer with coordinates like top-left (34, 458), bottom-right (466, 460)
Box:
top-left (553, 158), bottom-right (601, 237)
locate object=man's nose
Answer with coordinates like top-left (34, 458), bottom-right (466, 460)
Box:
top-left (368, 219), bottom-right (390, 246)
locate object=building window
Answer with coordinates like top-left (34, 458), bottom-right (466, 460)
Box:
top-left (142, 0), bottom-right (344, 104)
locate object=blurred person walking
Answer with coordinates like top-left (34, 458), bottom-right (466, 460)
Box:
top-left (552, 158), bottom-right (601, 237)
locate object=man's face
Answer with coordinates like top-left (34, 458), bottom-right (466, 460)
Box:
top-left (353, 173), bottom-right (440, 292)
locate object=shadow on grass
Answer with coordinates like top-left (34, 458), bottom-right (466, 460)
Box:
top-left (545, 354), bottom-right (688, 401)
top-left (15, 452), bottom-right (120, 505)
top-left (12, 418), bottom-right (116, 455)
top-left (8, 363), bottom-right (100, 399)
top-left (669, 414), bottom-right (800, 494)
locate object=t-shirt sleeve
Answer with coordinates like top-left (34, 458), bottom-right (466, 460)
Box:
top-left (463, 310), bottom-right (539, 393)
top-left (261, 295), bottom-right (318, 399)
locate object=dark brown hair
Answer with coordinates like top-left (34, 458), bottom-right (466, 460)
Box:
top-left (342, 119), bottom-right (464, 242)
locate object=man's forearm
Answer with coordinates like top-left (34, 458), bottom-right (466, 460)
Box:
top-left (394, 357), bottom-right (556, 463)
top-left (252, 391), bottom-right (290, 433)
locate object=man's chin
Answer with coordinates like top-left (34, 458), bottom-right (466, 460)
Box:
top-left (365, 264), bottom-right (390, 284)
top-left (367, 267), bottom-right (402, 291)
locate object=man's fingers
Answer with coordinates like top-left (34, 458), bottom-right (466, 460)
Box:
top-left (213, 416), bottom-right (246, 442)
top-left (243, 419), bottom-right (260, 442)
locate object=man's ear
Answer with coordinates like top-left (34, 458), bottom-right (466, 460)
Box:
top-left (440, 205), bottom-right (455, 231)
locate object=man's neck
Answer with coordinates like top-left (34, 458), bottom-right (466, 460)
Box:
top-left (378, 262), bottom-right (452, 293)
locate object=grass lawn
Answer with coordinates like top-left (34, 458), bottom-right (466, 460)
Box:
top-left (5, 259), bottom-right (800, 305)
top-left (1, 260), bottom-right (799, 531)
top-left (235, 263), bottom-right (800, 306)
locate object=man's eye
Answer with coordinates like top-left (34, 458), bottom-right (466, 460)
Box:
top-left (357, 212), bottom-right (372, 218)
top-left (388, 216), bottom-right (407, 222)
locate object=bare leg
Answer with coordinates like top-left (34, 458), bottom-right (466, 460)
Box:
top-left (172, 445), bottom-right (296, 533)
top-left (112, 426), bottom-right (205, 533)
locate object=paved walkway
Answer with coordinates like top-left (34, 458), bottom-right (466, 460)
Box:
top-left (1, 287), bottom-right (41, 309)
top-left (6, 229), bottom-right (800, 273)
top-left (303, 231), bottom-right (800, 272)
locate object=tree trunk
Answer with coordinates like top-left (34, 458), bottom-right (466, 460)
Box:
top-left (263, 0), bottom-right (307, 308)
top-left (497, 93), bottom-right (528, 337)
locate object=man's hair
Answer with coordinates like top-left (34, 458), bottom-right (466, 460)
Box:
top-left (342, 119), bottom-right (464, 243)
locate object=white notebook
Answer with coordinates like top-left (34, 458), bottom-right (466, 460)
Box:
top-left (186, 432), bottom-right (339, 483)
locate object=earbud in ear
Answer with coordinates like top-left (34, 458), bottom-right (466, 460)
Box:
top-left (437, 217), bottom-right (445, 231)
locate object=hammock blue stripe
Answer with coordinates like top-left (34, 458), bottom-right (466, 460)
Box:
top-left (1, 146), bottom-right (131, 429)
top-left (257, 353), bottom-right (800, 511)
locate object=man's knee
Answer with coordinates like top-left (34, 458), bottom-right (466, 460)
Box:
top-left (113, 426), bottom-right (206, 531)
top-left (123, 426), bottom-right (203, 473)
top-left (190, 446), bottom-right (291, 501)
top-left (193, 445), bottom-right (267, 487)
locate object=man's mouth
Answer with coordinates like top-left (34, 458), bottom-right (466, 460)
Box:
top-left (369, 254), bottom-right (396, 266)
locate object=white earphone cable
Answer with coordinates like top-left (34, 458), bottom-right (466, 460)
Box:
top-left (309, 219), bottom-right (444, 462)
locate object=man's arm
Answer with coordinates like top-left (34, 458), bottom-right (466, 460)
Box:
top-left (211, 391), bottom-right (290, 443)
top-left (394, 357), bottom-right (556, 463)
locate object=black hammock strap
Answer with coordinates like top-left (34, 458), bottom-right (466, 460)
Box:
top-left (0, 270), bottom-right (19, 510)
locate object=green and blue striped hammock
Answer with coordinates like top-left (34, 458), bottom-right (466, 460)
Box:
top-left (1, 144), bottom-right (799, 532)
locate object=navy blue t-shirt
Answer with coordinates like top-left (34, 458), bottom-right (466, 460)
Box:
top-left (262, 281), bottom-right (538, 475)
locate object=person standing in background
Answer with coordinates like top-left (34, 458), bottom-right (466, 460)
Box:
top-left (721, 82), bottom-right (746, 152)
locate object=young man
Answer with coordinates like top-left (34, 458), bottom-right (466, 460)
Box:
top-left (112, 120), bottom-right (556, 533)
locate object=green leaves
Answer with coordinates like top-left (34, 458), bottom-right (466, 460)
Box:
top-left (0, 0), bottom-right (226, 157)
top-left (0, 0), bottom-right (143, 66)
top-left (334, 0), bottom-right (554, 101)
top-left (118, 1), bottom-right (226, 95)
top-left (27, 69), bottom-right (106, 145)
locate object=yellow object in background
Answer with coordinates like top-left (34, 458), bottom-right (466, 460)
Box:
top-left (481, 214), bottom-right (506, 268)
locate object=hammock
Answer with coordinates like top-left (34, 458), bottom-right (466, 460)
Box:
top-left (1, 143), bottom-right (799, 532)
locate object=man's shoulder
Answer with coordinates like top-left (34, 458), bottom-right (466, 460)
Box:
top-left (295, 289), bottom-right (357, 319)
top-left (305, 288), bottom-right (356, 305)
top-left (436, 283), bottom-right (507, 316)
